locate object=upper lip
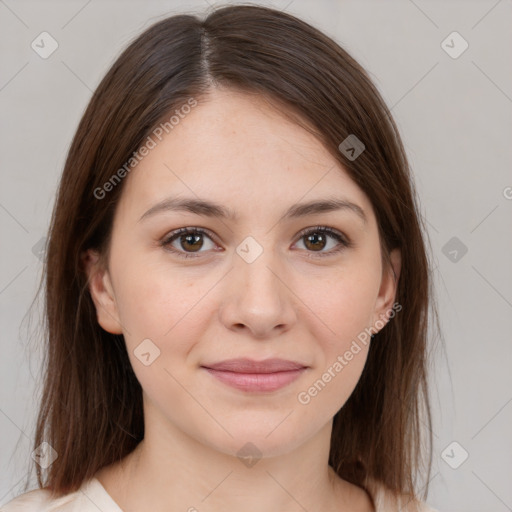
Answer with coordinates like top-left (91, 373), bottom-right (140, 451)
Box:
top-left (201, 358), bottom-right (308, 373)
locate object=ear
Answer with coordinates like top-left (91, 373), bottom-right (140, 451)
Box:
top-left (82, 249), bottom-right (123, 335)
top-left (371, 248), bottom-right (401, 334)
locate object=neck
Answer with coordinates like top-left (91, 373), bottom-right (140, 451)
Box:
top-left (95, 402), bottom-right (371, 511)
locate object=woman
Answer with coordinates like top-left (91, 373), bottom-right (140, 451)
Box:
top-left (2, 4), bottom-right (440, 511)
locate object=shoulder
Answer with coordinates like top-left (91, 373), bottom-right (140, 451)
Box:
top-left (0, 487), bottom-right (80, 511)
top-left (365, 478), bottom-right (440, 512)
top-left (0, 477), bottom-right (120, 512)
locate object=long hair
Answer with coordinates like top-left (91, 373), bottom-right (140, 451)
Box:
top-left (22, 3), bottom-right (439, 506)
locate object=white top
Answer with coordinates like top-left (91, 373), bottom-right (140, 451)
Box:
top-left (1, 476), bottom-right (440, 511)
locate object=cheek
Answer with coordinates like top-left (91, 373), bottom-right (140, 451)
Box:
top-left (115, 268), bottom-right (213, 408)
top-left (298, 347), bottom-right (370, 419)
top-left (110, 261), bottom-right (226, 405)
top-left (304, 267), bottom-right (380, 350)
top-left (112, 253), bottom-right (216, 342)
top-left (331, 287), bottom-right (376, 344)
top-left (293, 267), bottom-right (378, 411)
top-left (297, 287), bottom-right (373, 417)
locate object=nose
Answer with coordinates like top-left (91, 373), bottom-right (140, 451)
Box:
top-left (218, 243), bottom-right (297, 339)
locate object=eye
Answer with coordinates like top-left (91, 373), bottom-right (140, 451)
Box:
top-left (160, 225), bottom-right (352, 260)
top-left (293, 226), bottom-right (352, 258)
top-left (160, 227), bottom-right (218, 259)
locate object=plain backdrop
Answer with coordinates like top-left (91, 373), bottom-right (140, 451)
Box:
top-left (1, 1), bottom-right (511, 511)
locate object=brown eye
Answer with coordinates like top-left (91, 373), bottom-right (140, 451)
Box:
top-left (178, 232), bottom-right (204, 252)
top-left (303, 231), bottom-right (328, 251)
top-left (161, 228), bottom-right (217, 259)
top-left (295, 226), bottom-right (351, 258)
top-left (160, 225), bottom-right (352, 261)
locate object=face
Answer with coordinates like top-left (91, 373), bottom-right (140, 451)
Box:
top-left (85, 87), bottom-right (400, 459)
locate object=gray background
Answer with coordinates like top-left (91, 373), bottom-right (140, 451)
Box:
top-left (1, 1), bottom-right (511, 511)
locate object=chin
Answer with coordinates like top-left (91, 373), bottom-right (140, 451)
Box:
top-left (197, 414), bottom-right (322, 461)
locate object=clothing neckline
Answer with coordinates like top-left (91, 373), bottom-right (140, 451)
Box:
top-left (81, 477), bottom-right (124, 512)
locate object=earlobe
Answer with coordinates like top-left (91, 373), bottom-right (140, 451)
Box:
top-left (82, 249), bottom-right (123, 335)
top-left (371, 248), bottom-right (402, 334)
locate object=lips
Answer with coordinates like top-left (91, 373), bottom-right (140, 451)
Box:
top-left (202, 358), bottom-right (307, 373)
top-left (201, 358), bottom-right (308, 392)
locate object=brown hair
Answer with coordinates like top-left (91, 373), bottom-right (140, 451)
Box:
top-left (22, 2), bottom-right (439, 507)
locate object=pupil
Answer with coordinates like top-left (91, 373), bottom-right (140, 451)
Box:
top-left (306, 233), bottom-right (325, 251)
top-left (183, 233), bottom-right (202, 251)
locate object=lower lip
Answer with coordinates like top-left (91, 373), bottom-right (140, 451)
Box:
top-left (202, 368), bottom-right (307, 392)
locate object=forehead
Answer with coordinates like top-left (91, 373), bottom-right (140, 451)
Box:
top-left (116, 88), bottom-right (372, 224)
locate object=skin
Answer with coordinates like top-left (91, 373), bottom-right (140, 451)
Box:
top-left (85, 86), bottom-right (401, 512)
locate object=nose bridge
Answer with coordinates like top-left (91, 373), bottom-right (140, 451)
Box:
top-left (219, 233), bottom-right (296, 336)
top-left (236, 233), bottom-right (284, 301)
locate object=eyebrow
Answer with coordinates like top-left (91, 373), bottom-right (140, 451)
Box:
top-left (138, 196), bottom-right (367, 225)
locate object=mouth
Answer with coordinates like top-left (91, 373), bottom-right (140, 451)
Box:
top-left (200, 358), bottom-right (309, 393)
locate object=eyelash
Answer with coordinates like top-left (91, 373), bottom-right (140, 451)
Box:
top-left (160, 226), bottom-right (352, 260)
